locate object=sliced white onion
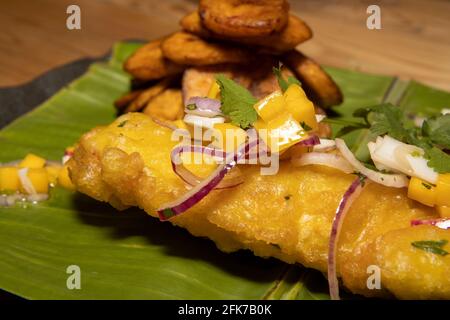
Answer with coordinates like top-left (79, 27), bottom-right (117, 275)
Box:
top-left (26, 193), bottom-right (49, 203)
top-left (18, 168), bottom-right (37, 195)
top-left (411, 218), bottom-right (450, 230)
top-left (368, 135), bottom-right (438, 184)
top-left (183, 114), bottom-right (225, 129)
top-left (313, 139), bottom-right (336, 152)
top-left (328, 176), bottom-right (369, 300)
top-left (292, 152), bottom-right (353, 174)
top-left (336, 138), bottom-right (409, 188)
top-left (315, 114), bottom-right (326, 123)
top-left (185, 97), bottom-right (223, 117)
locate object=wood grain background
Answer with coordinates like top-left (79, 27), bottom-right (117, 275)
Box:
top-left (0, 0), bottom-right (449, 91)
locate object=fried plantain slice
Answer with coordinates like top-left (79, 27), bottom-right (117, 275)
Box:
top-left (114, 89), bottom-right (144, 111)
top-left (199, 0), bottom-right (289, 38)
top-left (181, 11), bottom-right (312, 53)
top-left (282, 51), bottom-right (343, 108)
top-left (161, 32), bottom-right (251, 66)
top-left (124, 77), bottom-right (173, 113)
top-left (124, 39), bottom-right (184, 81)
top-left (143, 89), bottom-right (184, 121)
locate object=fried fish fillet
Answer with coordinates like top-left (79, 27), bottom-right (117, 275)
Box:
top-left (161, 32), bottom-right (251, 66)
top-left (68, 113), bottom-right (450, 299)
top-left (124, 39), bottom-right (183, 81)
top-left (199, 0), bottom-right (289, 38)
top-left (181, 11), bottom-right (312, 53)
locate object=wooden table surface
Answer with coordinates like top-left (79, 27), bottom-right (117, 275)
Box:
top-left (0, 0), bottom-right (449, 91)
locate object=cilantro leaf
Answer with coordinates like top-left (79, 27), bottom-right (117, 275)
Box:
top-left (216, 74), bottom-right (257, 129)
top-left (272, 66), bottom-right (301, 92)
top-left (424, 146), bottom-right (450, 173)
top-left (411, 239), bottom-right (448, 256)
top-left (422, 114), bottom-right (450, 149)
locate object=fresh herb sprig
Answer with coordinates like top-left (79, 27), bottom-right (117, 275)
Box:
top-left (215, 74), bottom-right (257, 129)
top-left (411, 239), bottom-right (449, 256)
top-left (272, 65), bottom-right (301, 92)
top-left (332, 103), bottom-right (450, 173)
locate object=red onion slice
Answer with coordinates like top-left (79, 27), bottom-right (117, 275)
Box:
top-left (328, 176), bottom-right (369, 300)
top-left (291, 152), bottom-right (354, 174)
top-left (185, 97), bottom-right (223, 117)
top-left (170, 144), bottom-right (243, 189)
top-left (336, 138), bottom-right (409, 188)
top-left (411, 218), bottom-right (450, 230)
top-left (158, 136), bottom-right (259, 221)
top-left (292, 135), bottom-right (320, 147)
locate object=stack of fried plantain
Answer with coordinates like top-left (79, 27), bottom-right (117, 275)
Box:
top-left (115, 0), bottom-right (343, 132)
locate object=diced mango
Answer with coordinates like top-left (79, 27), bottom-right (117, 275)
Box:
top-left (284, 84), bottom-right (318, 130)
top-left (407, 177), bottom-right (436, 207)
top-left (211, 123), bottom-right (247, 152)
top-left (20, 168), bottom-right (49, 194)
top-left (58, 165), bottom-right (75, 191)
top-left (46, 166), bottom-right (62, 185)
top-left (256, 112), bottom-right (307, 153)
top-left (253, 91), bottom-right (285, 122)
top-left (19, 153), bottom-right (46, 169)
top-left (0, 167), bottom-right (20, 192)
top-left (207, 81), bottom-right (221, 99)
top-left (172, 119), bottom-right (189, 130)
top-left (435, 174), bottom-right (450, 206)
top-left (436, 205), bottom-right (450, 218)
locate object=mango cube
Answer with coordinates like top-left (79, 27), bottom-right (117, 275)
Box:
top-left (253, 91), bottom-right (285, 122)
top-left (58, 165), bottom-right (75, 191)
top-left (19, 153), bottom-right (46, 169)
top-left (284, 84), bottom-right (318, 130)
top-left (0, 167), bottom-right (20, 192)
top-left (46, 166), bottom-right (62, 185)
top-left (207, 81), bottom-right (221, 99)
top-left (255, 112), bottom-right (307, 153)
top-left (19, 168), bottom-right (49, 194)
top-left (407, 177), bottom-right (436, 207)
top-left (435, 174), bottom-right (450, 206)
top-left (436, 205), bottom-right (450, 218)
top-left (212, 123), bottom-right (247, 152)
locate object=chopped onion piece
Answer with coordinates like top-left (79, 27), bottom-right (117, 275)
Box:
top-left (411, 218), bottom-right (450, 230)
top-left (158, 134), bottom-right (259, 221)
top-left (183, 114), bottom-right (225, 129)
top-left (185, 97), bottom-right (223, 117)
top-left (313, 139), bottom-right (336, 152)
top-left (18, 168), bottom-right (37, 195)
top-left (328, 176), bottom-right (369, 300)
top-left (292, 152), bottom-right (353, 174)
top-left (315, 114), bottom-right (326, 123)
top-left (170, 144), bottom-right (243, 189)
top-left (336, 138), bottom-right (409, 188)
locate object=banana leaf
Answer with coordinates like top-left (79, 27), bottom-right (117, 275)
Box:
top-left (0, 42), bottom-right (449, 300)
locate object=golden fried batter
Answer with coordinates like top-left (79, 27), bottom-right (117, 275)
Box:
top-left (199, 0), bottom-right (289, 38)
top-left (283, 51), bottom-right (343, 108)
top-left (181, 11), bottom-right (312, 53)
top-left (161, 32), bottom-right (251, 66)
top-left (124, 39), bottom-right (183, 81)
top-left (68, 113), bottom-right (449, 299)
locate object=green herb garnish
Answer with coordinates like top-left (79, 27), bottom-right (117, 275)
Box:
top-left (186, 103), bottom-right (197, 110)
top-left (215, 74), bottom-right (257, 129)
top-left (300, 121), bottom-right (312, 131)
top-left (411, 240), bottom-right (448, 256)
top-left (339, 103), bottom-right (450, 173)
top-left (421, 182), bottom-right (432, 190)
top-left (272, 65), bottom-right (301, 92)
top-left (117, 120), bottom-right (128, 127)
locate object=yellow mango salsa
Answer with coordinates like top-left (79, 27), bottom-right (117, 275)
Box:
top-left (253, 91), bottom-right (285, 122)
top-left (284, 84), bottom-right (318, 130)
top-left (0, 167), bottom-right (20, 192)
top-left (435, 173), bottom-right (450, 206)
top-left (407, 177), bottom-right (436, 207)
top-left (19, 153), bottom-right (46, 169)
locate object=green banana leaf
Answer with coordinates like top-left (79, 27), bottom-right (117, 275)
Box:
top-left (0, 42), bottom-right (449, 300)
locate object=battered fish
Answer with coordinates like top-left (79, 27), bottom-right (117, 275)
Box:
top-left (68, 113), bottom-right (450, 299)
